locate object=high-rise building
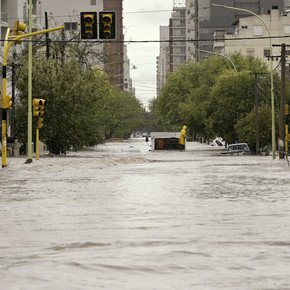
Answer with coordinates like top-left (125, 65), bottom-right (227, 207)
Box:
top-left (169, 2), bottom-right (187, 72)
top-left (103, 0), bottom-right (124, 89)
top-left (0, 0), bottom-right (125, 89)
top-left (157, 25), bottom-right (170, 95)
top-left (214, 6), bottom-right (290, 70)
top-left (192, 0), bottom-right (285, 59)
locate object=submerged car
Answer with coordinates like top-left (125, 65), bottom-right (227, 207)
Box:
top-left (222, 143), bottom-right (252, 156)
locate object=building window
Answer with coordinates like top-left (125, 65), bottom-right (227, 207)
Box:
top-left (64, 22), bottom-right (78, 31)
top-left (284, 25), bottom-right (290, 34)
top-left (264, 49), bottom-right (270, 57)
top-left (253, 25), bottom-right (263, 36)
top-left (247, 48), bottom-right (254, 56)
top-left (91, 0), bottom-right (97, 5)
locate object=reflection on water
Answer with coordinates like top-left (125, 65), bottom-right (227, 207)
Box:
top-left (0, 139), bottom-right (290, 289)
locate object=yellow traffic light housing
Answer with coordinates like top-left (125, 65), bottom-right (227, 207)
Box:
top-left (13, 20), bottom-right (27, 44)
top-left (99, 12), bottom-right (116, 39)
top-left (2, 95), bottom-right (12, 109)
top-left (37, 117), bottom-right (44, 129)
top-left (80, 12), bottom-right (97, 39)
top-left (33, 98), bottom-right (46, 129)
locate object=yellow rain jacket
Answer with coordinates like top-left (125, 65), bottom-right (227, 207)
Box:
top-left (179, 125), bottom-right (187, 145)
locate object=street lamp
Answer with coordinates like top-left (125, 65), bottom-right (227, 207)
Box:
top-left (197, 49), bottom-right (237, 72)
top-left (211, 4), bottom-right (276, 159)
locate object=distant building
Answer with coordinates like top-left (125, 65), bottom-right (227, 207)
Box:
top-left (169, 3), bottom-right (187, 73)
top-left (156, 25), bottom-right (170, 95)
top-left (189, 0), bottom-right (285, 60)
top-left (214, 7), bottom-right (290, 70)
top-left (0, 0), bottom-right (126, 89)
top-left (156, 0), bottom-right (289, 91)
top-left (123, 45), bottom-right (134, 95)
top-left (103, 0), bottom-right (124, 89)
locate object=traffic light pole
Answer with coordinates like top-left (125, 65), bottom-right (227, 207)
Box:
top-left (26, 0), bottom-right (33, 164)
top-left (2, 29), bottom-right (12, 167)
top-left (36, 128), bottom-right (39, 160)
top-left (1, 25), bottom-right (64, 168)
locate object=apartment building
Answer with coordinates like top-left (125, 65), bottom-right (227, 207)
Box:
top-left (123, 45), bottom-right (134, 95)
top-left (103, 0), bottom-right (124, 88)
top-left (0, 0), bottom-right (126, 89)
top-left (214, 7), bottom-right (290, 70)
top-left (169, 2), bottom-right (187, 73)
top-left (156, 25), bottom-right (170, 95)
top-left (191, 0), bottom-right (285, 60)
top-left (156, 0), bottom-right (288, 92)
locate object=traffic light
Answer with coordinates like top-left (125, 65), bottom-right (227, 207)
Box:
top-left (80, 12), bottom-right (97, 39)
top-left (37, 117), bottom-right (44, 129)
top-left (33, 99), bottom-right (46, 129)
top-left (2, 95), bottom-right (12, 109)
top-left (99, 12), bottom-right (116, 39)
top-left (13, 20), bottom-right (27, 44)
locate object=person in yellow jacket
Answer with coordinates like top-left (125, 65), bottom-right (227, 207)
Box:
top-left (178, 125), bottom-right (187, 150)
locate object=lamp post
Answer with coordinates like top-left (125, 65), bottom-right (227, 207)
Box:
top-left (197, 49), bottom-right (237, 72)
top-left (211, 4), bottom-right (276, 158)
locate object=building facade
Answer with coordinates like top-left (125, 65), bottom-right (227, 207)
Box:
top-left (191, 0), bottom-right (285, 60)
top-left (0, 0), bottom-right (126, 89)
top-left (103, 0), bottom-right (124, 88)
top-left (156, 25), bottom-right (170, 95)
top-left (156, 0), bottom-right (289, 94)
top-left (215, 7), bottom-right (290, 70)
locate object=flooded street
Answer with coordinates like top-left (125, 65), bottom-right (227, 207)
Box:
top-left (0, 139), bottom-right (290, 289)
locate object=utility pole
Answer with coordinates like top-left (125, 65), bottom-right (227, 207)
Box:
top-left (251, 72), bottom-right (266, 155)
top-left (25, 0), bottom-right (33, 164)
top-left (194, 0), bottom-right (199, 61)
top-left (11, 52), bottom-right (16, 140)
top-left (273, 43), bottom-right (287, 159)
top-left (45, 12), bottom-right (50, 59)
top-left (254, 73), bottom-right (260, 155)
top-left (279, 43), bottom-right (286, 159)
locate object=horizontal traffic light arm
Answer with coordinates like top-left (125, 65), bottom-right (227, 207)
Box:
top-left (3, 26), bottom-right (64, 66)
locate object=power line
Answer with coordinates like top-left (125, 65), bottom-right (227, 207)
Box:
top-left (1, 34), bottom-right (290, 44)
top-left (4, 9), bottom-right (173, 21)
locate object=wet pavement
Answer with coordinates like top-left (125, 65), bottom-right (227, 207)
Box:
top-left (0, 139), bottom-right (290, 289)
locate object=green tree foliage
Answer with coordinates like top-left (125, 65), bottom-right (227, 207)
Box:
top-left (235, 103), bottom-right (273, 151)
top-left (102, 88), bottom-right (145, 139)
top-left (15, 57), bottom-right (144, 154)
top-left (152, 53), bottom-right (280, 147)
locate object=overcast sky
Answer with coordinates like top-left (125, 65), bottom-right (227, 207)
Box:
top-left (123, 0), bottom-right (173, 109)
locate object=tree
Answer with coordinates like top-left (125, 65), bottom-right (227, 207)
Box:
top-left (152, 53), bottom-right (277, 145)
top-left (235, 103), bottom-right (274, 151)
top-left (15, 58), bottom-right (110, 154)
top-left (102, 88), bottom-right (145, 139)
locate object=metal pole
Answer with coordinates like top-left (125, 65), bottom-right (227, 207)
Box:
top-left (45, 12), bottom-right (50, 60)
top-left (194, 0), bottom-right (199, 61)
top-left (1, 29), bottom-right (11, 167)
top-left (26, 0), bottom-right (33, 164)
top-left (279, 43), bottom-right (286, 159)
top-left (197, 49), bottom-right (237, 72)
top-left (11, 52), bottom-right (16, 140)
top-left (254, 73), bottom-right (260, 155)
top-left (36, 128), bottom-right (39, 160)
top-left (211, 4), bottom-right (276, 159)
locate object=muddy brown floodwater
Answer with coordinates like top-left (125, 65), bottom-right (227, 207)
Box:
top-left (0, 139), bottom-right (290, 289)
